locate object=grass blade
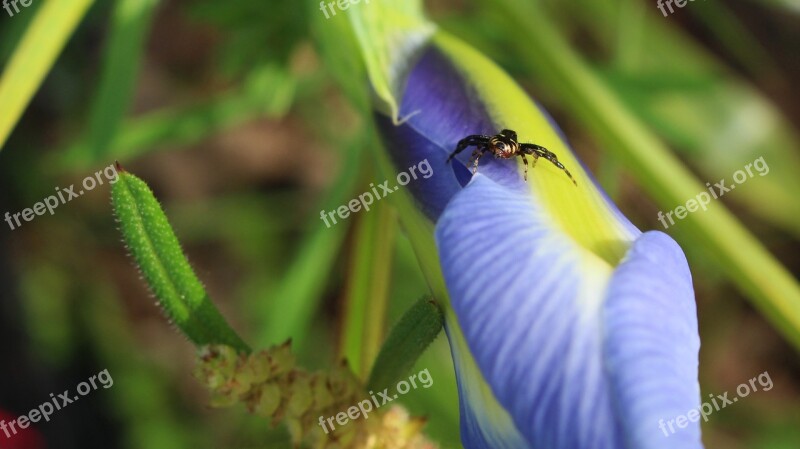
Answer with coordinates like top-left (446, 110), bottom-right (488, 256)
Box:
top-left (339, 200), bottom-right (398, 378)
top-left (0, 0), bottom-right (95, 150)
top-left (82, 0), bottom-right (159, 161)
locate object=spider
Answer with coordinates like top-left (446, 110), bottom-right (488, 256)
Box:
top-left (446, 129), bottom-right (576, 185)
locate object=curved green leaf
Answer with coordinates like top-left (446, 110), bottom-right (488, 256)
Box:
top-left (112, 166), bottom-right (250, 352)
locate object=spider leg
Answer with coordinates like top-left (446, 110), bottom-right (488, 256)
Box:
top-left (520, 144), bottom-right (577, 186)
top-left (469, 146), bottom-right (490, 174)
top-left (520, 143), bottom-right (547, 155)
top-left (447, 135), bottom-right (491, 163)
top-left (542, 153), bottom-right (577, 186)
top-left (520, 153), bottom-right (529, 181)
top-left (468, 149), bottom-right (481, 168)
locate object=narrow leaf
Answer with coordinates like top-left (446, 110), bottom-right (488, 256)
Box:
top-left (367, 297), bottom-right (443, 392)
top-left (111, 165), bottom-right (249, 352)
top-left (83, 0), bottom-right (159, 161)
top-left (0, 0), bottom-right (95, 150)
top-left (340, 200), bottom-right (397, 378)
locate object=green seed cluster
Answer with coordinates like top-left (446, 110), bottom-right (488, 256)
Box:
top-left (194, 344), bottom-right (438, 449)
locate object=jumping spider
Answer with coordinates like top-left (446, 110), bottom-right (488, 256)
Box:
top-left (446, 129), bottom-right (576, 185)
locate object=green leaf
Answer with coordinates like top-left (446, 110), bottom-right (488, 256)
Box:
top-left (81, 0), bottom-right (159, 161)
top-left (111, 166), bottom-right (249, 352)
top-left (367, 297), bottom-right (443, 392)
top-left (0, 1), bottom-right (42, 65)
top-left (0, 0), bottom-right (95, 150)
top-left (340, 199), bottom-right (397, 378)
top-left (347, 0), bottom-right (436, 121)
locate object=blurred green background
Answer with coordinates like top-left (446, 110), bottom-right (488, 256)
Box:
top-left (0, 0), bottom-right (798, 448)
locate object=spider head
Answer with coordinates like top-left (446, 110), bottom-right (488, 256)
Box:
top-left (490, 131), bottom-right (519, 158)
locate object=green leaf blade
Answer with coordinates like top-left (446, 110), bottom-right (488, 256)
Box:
top-left (340, 200), bottom-right (397, 378)
top-left (367, 297), bottom-right (444, 392)
top-left (112, 167), bottom-right (249, 352)
top-left (82, 0), bottom-right (159, 162)
top-left (0, 0), bottom-right (95, 150)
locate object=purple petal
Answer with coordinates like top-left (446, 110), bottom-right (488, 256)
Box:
top-left (374, 46), bottom-right (526, 219)
top-left (435, 174), bottom-right (702, 449)
top-left (604, 231), bottom-right (702, 448)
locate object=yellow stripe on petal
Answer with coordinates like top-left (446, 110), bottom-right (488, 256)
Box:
top-left (434, 32), bottom-right (637, 265)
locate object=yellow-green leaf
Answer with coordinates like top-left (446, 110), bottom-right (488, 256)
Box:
top-left (0, 0), bottom-right (95, 150)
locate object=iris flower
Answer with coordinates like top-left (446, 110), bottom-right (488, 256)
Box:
top-left (372, 32), bottom-right (704, 449)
